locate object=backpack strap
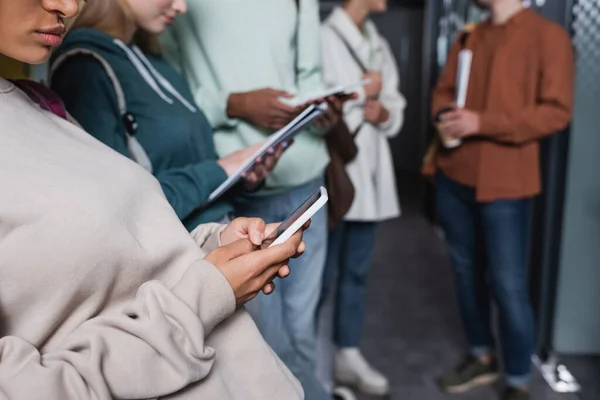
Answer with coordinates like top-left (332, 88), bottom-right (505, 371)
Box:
top-left (326, 24), bottom-right (369, 135)
top-left (51, 49), bottom-right (128, 116)
top-left (12, 80), bottom-right (68, 120)
top-left (50, 49), bottom-right (153, 173)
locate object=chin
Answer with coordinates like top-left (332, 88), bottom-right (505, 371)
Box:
top-left (147, 23), bottom-right (167, 35)
top-left (12, 46), bottom-right (52, 65)
top-left (371, 0), bottom-right (387, 13)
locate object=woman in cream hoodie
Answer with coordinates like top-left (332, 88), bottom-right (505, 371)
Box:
top-left (320, 0), bottom-right (406, 397)
top-left (0, 0), bottom-right (305, 399)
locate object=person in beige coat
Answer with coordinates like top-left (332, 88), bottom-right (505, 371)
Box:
top-left (0, 0), bottom-right (306, 399)
top-left (319, 0), bottom-right (406, 398)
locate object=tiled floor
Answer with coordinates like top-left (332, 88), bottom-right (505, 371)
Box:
top-left (350, 211), bottom-right (585, 400)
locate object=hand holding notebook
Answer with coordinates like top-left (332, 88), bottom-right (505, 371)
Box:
top-left (279, 79), bottom-right (371, 107)
top-left (207, 103), bottom-right (328, 204)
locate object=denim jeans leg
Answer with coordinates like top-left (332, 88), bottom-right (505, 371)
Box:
top-left (236, 191), bottom-right (294, 374)
top-left (481, 199), bottom-right (534, 387)
top-left (236, 177), bottom-right (331, 400)
top-left (282, 182), bottom-right (329, 400)
top-left (334, 221), bottom-right (378, 348)
top-left (320, 222), bottom-right (346, 311)
top-left (315, 222), bottom-right (346, 396)
top-left (435, 172), bottom-right (495, 354)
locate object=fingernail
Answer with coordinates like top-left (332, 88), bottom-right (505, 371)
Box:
top-left (282, 141), bottom-right (289, 149)
top-left (268, 147), bottom-right (275, 155)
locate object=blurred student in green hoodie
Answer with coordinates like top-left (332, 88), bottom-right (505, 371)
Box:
top-left (50, 0), bottom-right (287, 232)
top-left (161, 1), bottom-right (345, 399)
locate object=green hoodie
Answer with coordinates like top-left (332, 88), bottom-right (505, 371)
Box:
top-left (51, 28), bottom-right (235, 231)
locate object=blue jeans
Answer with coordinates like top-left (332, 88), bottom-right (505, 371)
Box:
top-left (236, 177), bottom-right (330, 400)
top-left (435, 172), bottom-right (534, 389)
top-left (321, 221), bottom-right (378, 347)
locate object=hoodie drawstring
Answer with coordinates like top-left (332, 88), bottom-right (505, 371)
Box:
top-left (114, 39), bottom-right (175, 105)
top-left (132, 46), bottom-right (197, 113)
top-left (114, 39), bottom-right (197, 114)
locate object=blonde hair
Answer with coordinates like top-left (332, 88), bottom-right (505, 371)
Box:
top-left (71, 0), bottom-right (162, 55)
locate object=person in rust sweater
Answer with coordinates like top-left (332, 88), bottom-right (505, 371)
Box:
top-left (428, 1), bottom-right (574, 400)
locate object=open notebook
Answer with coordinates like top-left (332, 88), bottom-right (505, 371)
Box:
top-left (207, 102), bottom-right (328, 204)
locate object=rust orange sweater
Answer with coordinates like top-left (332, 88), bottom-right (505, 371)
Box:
top-left (431, 8), bottom-right (575, 201)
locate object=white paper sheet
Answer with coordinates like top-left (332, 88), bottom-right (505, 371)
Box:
top-left (456, 49), bottom-right (473, 108)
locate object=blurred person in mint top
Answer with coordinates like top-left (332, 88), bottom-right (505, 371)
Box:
top-left (51, 9), bottom-right (282, 231)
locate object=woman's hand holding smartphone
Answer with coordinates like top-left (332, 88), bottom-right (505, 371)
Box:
top-left (212, 187), bottom-right (326, 304)
top-left (206, 229), bottom-right (306, 306)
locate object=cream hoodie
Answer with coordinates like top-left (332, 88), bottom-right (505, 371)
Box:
top-left (0, 77), bottom-right (303, 400)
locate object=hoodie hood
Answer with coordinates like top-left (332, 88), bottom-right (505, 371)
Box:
top-left (51, 28), bottom-right (197, 113)
top-left (49, 27), bottom-right (199, 175)
top-left (53, 28), bottom-right (122, 61)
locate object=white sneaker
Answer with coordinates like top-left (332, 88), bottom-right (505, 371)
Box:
top-left (333, 386), bottom-right (357, 400)
top-left (334, 348), bottom-right (390, 396)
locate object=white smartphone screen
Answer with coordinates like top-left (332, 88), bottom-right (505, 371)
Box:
top-left (267, 187), bottom-right (328, 248)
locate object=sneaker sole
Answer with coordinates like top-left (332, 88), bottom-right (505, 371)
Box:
top-left (357, 381), bottom-right (390, 396)
top-left (335, 372), bottom-right (390, 396)
top-left (333, 387), bottom-right (358, 400)
top-left (442, 373), bottom-right (500, 394)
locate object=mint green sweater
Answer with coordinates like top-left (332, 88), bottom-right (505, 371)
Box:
top-left (161, 0), bottom-right (329, 193)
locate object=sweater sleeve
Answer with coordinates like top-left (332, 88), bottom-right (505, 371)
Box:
top-left (191, 223), bottom-right (227, 254)
top-left (378, 38), bottom-right (407, 138)
top-left (51, 57), bottom-right (229, 221)
top-left (0, 260), bottom-right (236, 400)
top-left (478, 26), bottom-right (575, 144)
top-left (431, 38), bottom-right (461, 118)
top-left (156, 161), bottom-right (228, 221)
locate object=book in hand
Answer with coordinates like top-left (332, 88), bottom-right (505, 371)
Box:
top-left (439, 49), bottom-right (473, 149)
top-left (206, 102), bottom-right (328, 204)
top-left (456, 49), bottom-right (472, 109)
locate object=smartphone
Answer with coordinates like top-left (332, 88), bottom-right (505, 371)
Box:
top-left (280, 79), bottom-right (371, 107)
top-left (267, 186), bottom-right (329, 248)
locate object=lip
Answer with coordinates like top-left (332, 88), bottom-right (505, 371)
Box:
top-left (164, 16), bottom-right (175, 24)
top-left (35, 26), bottom-right (66, 47)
